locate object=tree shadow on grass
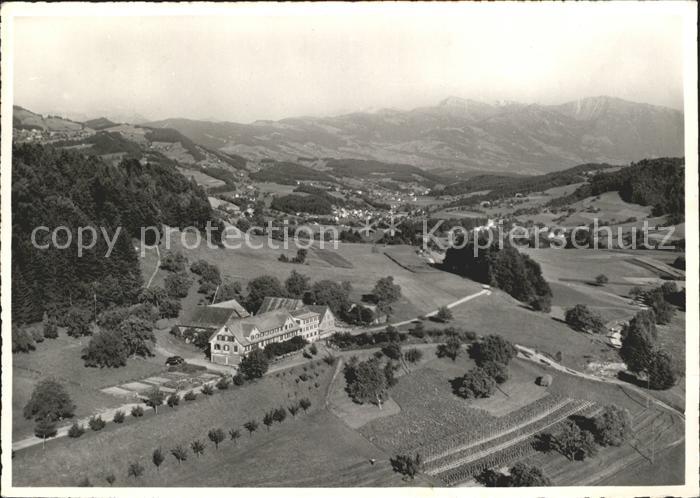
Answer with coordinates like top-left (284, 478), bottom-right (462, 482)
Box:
top-left (448, 376), bottom-right (463, 397)
top-left (617, 370), bottom-right (647, 388)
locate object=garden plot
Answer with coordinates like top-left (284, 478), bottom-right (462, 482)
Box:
top-left (101, 371), bottom-right (221, 399)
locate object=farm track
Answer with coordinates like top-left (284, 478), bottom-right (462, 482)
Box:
top-left (539, 407), bottom-right (681, 486)
top-left (425, 400), bottom-right (596, 475)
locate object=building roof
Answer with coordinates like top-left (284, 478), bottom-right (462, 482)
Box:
top-left (305, 305), bottom-right (333, 319)
top-left (257, 296), bottom-right (305, 314)
top-left (216, 309), bottom-right (298, 346)
top-left (209, 298), bottom-right (250, 318)
top-left (180, 306), bottom-right (238, 330)
top-left (291, 308), bottom-right (320, 320)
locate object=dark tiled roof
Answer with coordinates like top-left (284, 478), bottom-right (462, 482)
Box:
top-left (209, 298), bottom-right (250, 318)
top-left (258, 296), bottom-right (304, 314)
top-left (305, 305), bottom-right (332, 318)
top-left (180, 307), bottom-right (235, 329)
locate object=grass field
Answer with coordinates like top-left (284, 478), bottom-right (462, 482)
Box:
top-left (357, 354), bottom-right (552, 455)
top-left (520, 367), bottom-right (685, 486)
top-left (177, 167), bottom-right (226, 189)
top-left (12, 333), bottom-right (169, 440)
top-left (13, 361), bottom-right (338, 486)
top-left (446, 289), bottom-right (606, 371)
top-left (142, 233), bottom-right (481, 322)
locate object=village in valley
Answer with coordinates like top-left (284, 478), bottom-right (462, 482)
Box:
top-left (5, 4), bottom-right (693, 492)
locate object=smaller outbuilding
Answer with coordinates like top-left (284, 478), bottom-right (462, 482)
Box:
top-left (537, 374), bottom-right (553, 387)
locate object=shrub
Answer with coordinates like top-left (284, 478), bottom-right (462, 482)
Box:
top-left (435, 306), bottom-right (453, 323)
top-left (171, 445), bottom-right (188, 464)
top-left (456, 368), bottom-right (496, 399)
top-left (309, 343), bottom-right (318, 355)
top-left (183, 390), bottom-right (197, 401)
top-left (191, 439), bottom-right (206, 457)
top-left (31, 328), bottom-right (45, 344)
top-left (201, 384), bottom-right (215, 395)
top-left (229, 428), bottom-right (241, 443)
top-left (232, 374), bottom-right (245, 386)
top-left (127, 461), bottom-right (145, 479)
top-left (390, 453), bottom-right (422, 480)
top-left (43, 315), bottom-right (59, 339)
top-left (565, 304), bottom-right (605, 333)
top-left (152, 448), bottom-right (165, 471)
top-left (470, 335), bottom-right (516, 366)
top-left (88, 415), bottom-right (106, 431)
top-left (216, 377), bottom-right (231, 390)
top-left (404, 348), bottom-right (423, 364)
top-left (68, 422), bottom-right (85, 438)
top-left (592, 405), bottom-right (632, 447)
top-left (480, 360), bottom-right (510, 384)
top-left (240, 348), bottom-right (270, 379)
top-left (382, 342), bottom-right (402, 360)
top-left (273, 407), bottom-right (287, 423)
top-left (131, 405), bottom-right (144, 418)
top-left (208, 428), bottom-right (226, 449)
top-left (167, 393), bottom-right (180, 408)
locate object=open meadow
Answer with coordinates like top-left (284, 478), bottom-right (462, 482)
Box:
top-left (144, 233), bottom-right (482, 322)
top-left (12, 332), bottom-right (170, 440)
top-left (12, 360), bottom-right (351, 487)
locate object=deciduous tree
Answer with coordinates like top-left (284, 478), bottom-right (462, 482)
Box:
top-left (208, 428), bottom-right (225, 449)
top-left (23, 379), bottom-right (75, 422)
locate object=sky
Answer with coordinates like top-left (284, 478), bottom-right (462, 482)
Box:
top-left (11, 3), bottom-right (688, 123)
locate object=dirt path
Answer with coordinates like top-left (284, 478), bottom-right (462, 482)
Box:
top-left (145, 245), bottom-right (161, 289)
top-left (363, 288), bottom-right (491, 332)
top-left (515, 345), bottom-right (684, 420)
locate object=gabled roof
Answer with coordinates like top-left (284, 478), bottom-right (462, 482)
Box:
top-left (258, 296), bottom-right (304, 314)
top-left (291, 308), bottom-right (320, 320)
top-left (209, 298), bottom-right (250, 318)
top-left (180, 306), bottom-right (237, 329)
top-left (305, 305), bottom-right (333, 319)
top-left (212, 309), bottom-right (299, 346)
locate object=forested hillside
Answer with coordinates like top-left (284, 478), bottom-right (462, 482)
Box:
top-left (438, 163), bottom-right (616, 200)
top-left (548, 157), bottom-right (685, 223)
top-left (11, 143), bottom-right (214, 323)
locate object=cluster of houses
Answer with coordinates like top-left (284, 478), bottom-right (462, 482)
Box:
top-left (174, 296), bottom-right (336, 366)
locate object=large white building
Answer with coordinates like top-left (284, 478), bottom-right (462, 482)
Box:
top-left (208, 308), bottom-right (320, 366)
top-left (178, 296), bottom-right (338, 366)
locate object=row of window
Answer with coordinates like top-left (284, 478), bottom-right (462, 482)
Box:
top-left (213, 343), bottom-right (238, 352)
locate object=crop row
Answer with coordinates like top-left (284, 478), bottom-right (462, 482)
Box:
top-left (427, 400), bottom-right (595, 475)
top-left (434, 402), bottom-right (601, 486)
top-left (425, 399), bottom-right (593, 472)
top-left (436, 438), bottom-right (539, 485)
top-left (421, 394), bottom-right (568, 460)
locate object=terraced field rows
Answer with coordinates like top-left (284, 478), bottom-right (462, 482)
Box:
top-left (418, 394), bottom-right (565, 460)
top-left (424, 396), bottom-right (572, 464)
top-left (427, 400), bottom-right (596, 475)
top-left (426, 400), bottom-right (599, 485)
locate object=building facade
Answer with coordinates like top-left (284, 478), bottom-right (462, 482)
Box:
top-left (209, 308), bottom-right (320, 366)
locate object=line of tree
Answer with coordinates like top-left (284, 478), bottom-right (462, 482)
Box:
top-left (537, 404), bottom-right (631, 461)
top-left (620, 309), bottom-right (678, 390)
top-left (442, 239), bottom-right (552, 312)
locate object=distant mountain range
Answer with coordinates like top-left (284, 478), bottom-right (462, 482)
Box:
top-left (144, 96), bottom-right (684, 174)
